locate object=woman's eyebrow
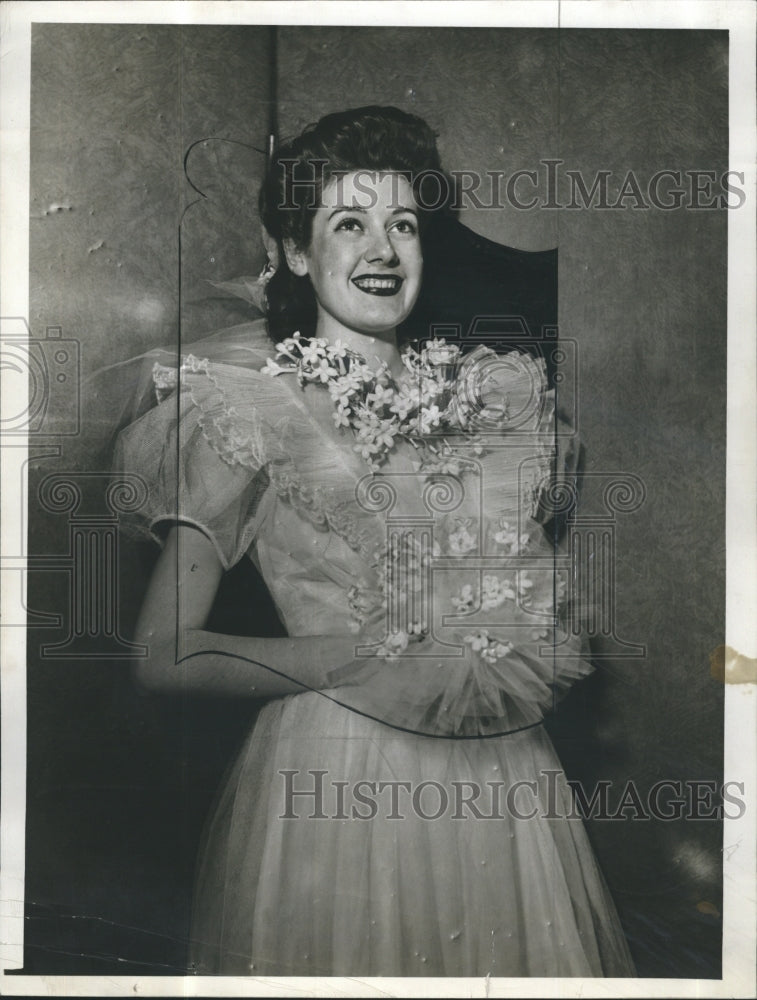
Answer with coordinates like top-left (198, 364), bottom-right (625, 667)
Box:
top-left (326, 205), bottom-right (418, 220)
top-left (327, 205), bottom-right (368, 220)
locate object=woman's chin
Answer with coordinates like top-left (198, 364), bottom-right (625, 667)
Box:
top-left (338, 297), bottom-right (419, 338)
top-left (320, 316), bottom-right (408, 343)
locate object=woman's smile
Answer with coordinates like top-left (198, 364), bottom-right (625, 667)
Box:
top-left (351, 273), bottom-right (405, 296)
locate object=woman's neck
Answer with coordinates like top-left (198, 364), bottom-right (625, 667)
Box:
top-left (314, 318), bottom-right (404, 377)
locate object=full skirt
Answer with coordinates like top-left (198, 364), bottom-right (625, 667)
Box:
top-left (190, 691), bottom-right (635, 977)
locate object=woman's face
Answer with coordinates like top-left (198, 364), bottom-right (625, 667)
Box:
top-left (286, 171), bottom-right (423, 342)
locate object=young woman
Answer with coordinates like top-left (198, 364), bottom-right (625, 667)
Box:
top-left (117, 106), bottom-right (635, 977)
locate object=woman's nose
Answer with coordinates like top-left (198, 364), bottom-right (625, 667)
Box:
top-left (364, 231), bottom-right (400, 267)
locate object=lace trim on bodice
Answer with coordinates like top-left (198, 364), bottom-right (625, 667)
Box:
top-left (157, 346), bottom-right (558, 566)
top-left (177, 358), bottom-right (376, 559)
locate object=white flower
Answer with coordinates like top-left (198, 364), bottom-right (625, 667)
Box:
top-left (420, 404), bottom-right (443, 435)
top-left (448, 521), bottom-right (477, 556)
top-left (401, 344), bottom-right (421, 370)
top-left (378, 535), bottom-right (439, 602)
top-left (481, 575), bottom-right (507, 610)
top-left (367, 383), bottom-right (395, 408)
top-left (261, 357), bottom-right (285, 377)
top-left (274, 333), bottom-right (305, 362)
top-left (182, 354), bottom-right (209, 374)
top-left (311, 356), bottom-right (338, 383)
top-left (422, 453), bottom-right (462, 476)
top-left (333, 404), bottom-right (351, 429)
top-left (353, 412), bottom-right (398, 467)
top-left (377, 631), bottom-right (410, 661)
top-left (494, 521), bottom-right (530, 556)
top-left (451, 583), bottom-right (475, 612)
top-left (494, 521), bottom-right (514, 545)
top-left (299, 339), bottom-right (329, 365)
top-left (328, 371), bottom-right (364, 404)
top-left (463, 631), bottom-right (513, 663)
top-left (463, 629), bottom-right (490, 652)
top-left (420, 380), bottom-right (447, 407)
top-left (481, 640), bottom-right (513, 664)
top-left (375, 418), bottom-right (400, 450)
top-left (463, 629), bottom-right (514, 663)
top-left (389, 389), bottom-right (416, 421)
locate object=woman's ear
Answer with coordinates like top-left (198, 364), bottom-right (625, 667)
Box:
top-left (282, 239), bottom-right (309, 277)
top-left (260, 225), bottom-right (281, 271)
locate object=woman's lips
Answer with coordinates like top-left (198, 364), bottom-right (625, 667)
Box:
top-left (351, 274), bottom-right (404, 296)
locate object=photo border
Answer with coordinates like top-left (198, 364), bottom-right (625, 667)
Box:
top-left (1, 2), bottom-right (754, 997)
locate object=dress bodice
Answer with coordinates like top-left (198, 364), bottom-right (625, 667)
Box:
top-left (114, 319), bottom-right (588, 736)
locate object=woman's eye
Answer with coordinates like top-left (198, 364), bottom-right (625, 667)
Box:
top-left (335, 217), bottom-right (363, 232)
top-left (391, 218), bottom-right (418, 235)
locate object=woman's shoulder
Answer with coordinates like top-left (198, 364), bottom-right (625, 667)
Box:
top-left (165, 322), bottom-right (314, 467)
top-left (148, 318), bottom-right (300, 406)
top-left (176, 317), bottom-right (276, 372)
top-left (111, 318), bottom-right (304, 474)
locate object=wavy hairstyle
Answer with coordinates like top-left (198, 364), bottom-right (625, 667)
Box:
top-left (259, 105), bottom-right (450, 342)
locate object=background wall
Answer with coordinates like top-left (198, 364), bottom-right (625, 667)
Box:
top-left (25, 25), bottom-right (726, 976)
top-left (26, 24), bottom-right (274, 974)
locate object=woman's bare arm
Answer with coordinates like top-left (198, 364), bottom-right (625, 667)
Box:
top-left (132, 524), bottom-right (359, 697)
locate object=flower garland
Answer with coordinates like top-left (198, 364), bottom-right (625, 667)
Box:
top-left (262, 332), bottom-right (507, 472)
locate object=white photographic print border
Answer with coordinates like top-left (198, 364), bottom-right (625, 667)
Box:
top-left (1, 1), bottom-right (755, 997)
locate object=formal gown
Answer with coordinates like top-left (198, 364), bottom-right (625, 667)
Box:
top-left (114, 318), bottom-right (636, 978)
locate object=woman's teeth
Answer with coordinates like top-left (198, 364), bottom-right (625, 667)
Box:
top-left (352, 276), bottom-right (403, 296)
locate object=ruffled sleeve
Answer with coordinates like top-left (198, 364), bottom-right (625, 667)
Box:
top-left (112, 335), bottom-right (275, 571)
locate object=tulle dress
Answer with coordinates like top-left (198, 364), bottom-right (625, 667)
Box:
top-left (114, 319), bottom-right (636, 978)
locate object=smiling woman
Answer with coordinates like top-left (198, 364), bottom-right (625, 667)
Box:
top-left (113, 106), bottom-right (636, 977)
top-left (284, 172), bottom-right (423, 363)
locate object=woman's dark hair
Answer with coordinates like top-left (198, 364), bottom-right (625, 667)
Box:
top-left (259, 105), bottom-right (449, 342)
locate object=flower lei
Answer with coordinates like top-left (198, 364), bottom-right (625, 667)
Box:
top-left (262, 332), bottom-right (508, 472)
